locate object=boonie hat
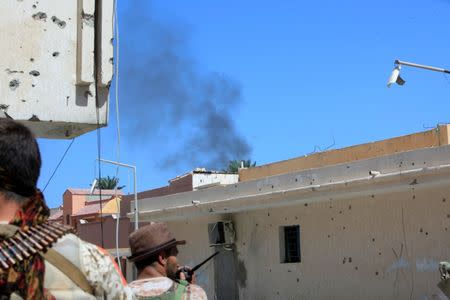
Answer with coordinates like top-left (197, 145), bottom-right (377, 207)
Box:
top-left (128, 222), bottom-right (186, 262)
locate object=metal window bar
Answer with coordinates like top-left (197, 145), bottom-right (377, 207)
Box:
top-left (284, 226), bottom-right (301, 263)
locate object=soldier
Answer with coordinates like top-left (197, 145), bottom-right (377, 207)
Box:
top-left (128, 223), bottom-right (207, 299)
top-left (0, 118), bottom-right (133, 299)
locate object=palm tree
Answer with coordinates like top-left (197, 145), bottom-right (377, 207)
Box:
top-left (96, 176), bottom-right (125, 190)
top-left (225, 159), bottom-right (256, 173)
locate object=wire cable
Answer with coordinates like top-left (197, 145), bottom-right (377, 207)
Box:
top-left (112, 0), bottom-right (122, 271)
top-left (42, 138), bottom-right (75, 192)
top-left (93, 0), bottom-right (105, 249)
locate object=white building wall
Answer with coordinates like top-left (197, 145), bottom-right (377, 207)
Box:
top-left (165, 215), bottom-right (225, 299)
top-left (0, 0), bottom-right (113, 139)
top-left (231, 184), bottom-right (449, 299)
top-left (193, 173), bottom-right (239, 190)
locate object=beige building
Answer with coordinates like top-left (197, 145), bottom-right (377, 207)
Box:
top-left (134, 126), bottom-right (450, 299)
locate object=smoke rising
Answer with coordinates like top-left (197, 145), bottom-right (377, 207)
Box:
top-left (120, 2), bottom-right (251, 170)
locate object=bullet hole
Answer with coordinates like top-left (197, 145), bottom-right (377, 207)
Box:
top-left (355, 266), bottom-right (358, 270)
top-left (284, 217), bottom-right (287, 221)
top-left (81, 11), bottom-right (95, 27)
top-left (410, 179), bottom-right (417, 185)
top-left (445, 228), bottom-right (448, 231)
top-left (234, 184), bottom-right (237, 188)
top-left (327, 234), bottom-right (331, 238)
top-left (28, 115), bottom-right (40, 121)
top-left (349, 257), bottom-right (352, 263)
top-left (243, 242), bottom-right (245, 246)
top-left (329, 205), bottom-right (332, 209)
top-left (331, 217), bottom-right (334, 221)
top-left (375, 271), bottom-right (379, 276)
top-left (412, 195), bottom-right (416, 199)
top-left (30, 58), bottom-right (34, 62)
top-left (32, 4), bottom-right (36, 8)
top-left (269, 269), bottom-right (271, 272)
top-left (255, 223), bottom-right (258, 227)
top-left (372, 238), bottom-right (375, 242)
top-left (52, 52), bottom-right (59, 57)
top-left (9, 79), bottom-right (20, 91)
top-left (346, 166), bottom-right (350, 169)
top-left (443, 198), bottom-right (446, 202)
top-left (411, 162), bottom-right (415, 166)
top-left (276, 292), bottom-right (279, 295)
top-left (258, 188), bottom-right (261, 191)
top-left (425, 232), bottom-right (428, 236)
top-left (304, 203), bottom-right (308, 207)
top-left (343, 226), bottom-right (346, 230)
top-left (348, 205), bottom-right (352, 210)
top-left (296, 278), bottom-right (300, 283)
top-left (32, 84), bottom-right (36, 87)
top-left (270, 185), bottom-right (274, 189)
top-left (51, 16), bottom-right (66, 28)
top-left (419, 228), bottom-right (423, 233)
top-left (447, 214), bottom-right (450, 219)
top-left (295, 216), bottom-right (298, 220)
top-left (378, 252), bottom-right (381, 256)
top-left (5, 69), bottom-right (24, 74)
top-left (32, 12), bottom-right (47, 21)
top-left (208, 208), bottom-right (213, 213)
top-left (343, 257), bottom-right (347, 264)
top-left (287, 269), bottom-right (292, 273)
top-left (311, 187), bottom-right (316, 192)
top-left (295, 178), bottom-right (298, 182)
top-left (371, 195), bottom-right (375, 198)
top-left (223, 208), bottom-right (227, 211)
top-left (29, 70), bottom-right (40, 76)
top-left (309, 181), bottom-right (313, 185)
top-left (21, 99), bottom-right (26, 103)
top-left (267, 213), bottom-right (270, 217)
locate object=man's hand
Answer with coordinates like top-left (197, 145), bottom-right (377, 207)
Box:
top-left (177, 266), bottom-right (196, 284)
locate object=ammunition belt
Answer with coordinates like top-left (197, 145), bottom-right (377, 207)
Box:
top-left (0, 222), bottom-right (74, 270)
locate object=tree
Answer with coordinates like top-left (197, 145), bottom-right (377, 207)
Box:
top-left (225, 159), bottom-right (256, 173)
top-left (96, 176), bottom-right (125, 190)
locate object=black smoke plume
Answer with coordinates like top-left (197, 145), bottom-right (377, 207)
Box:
top-left (119, 2), bottom-right (251, 170)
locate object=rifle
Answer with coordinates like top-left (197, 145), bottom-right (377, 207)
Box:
top-left (177, 251), bottom-right (220, 283)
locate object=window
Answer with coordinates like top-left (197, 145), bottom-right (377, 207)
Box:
top-left (66, 214), bottom-right (70, 225)
top-left (280, 225), bottom-right (301, 263)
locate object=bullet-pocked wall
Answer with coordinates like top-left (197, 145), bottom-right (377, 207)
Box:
top-left (232, 185), bottom-right (449, 300)
top-left (165, 215), bottom-right (225, 299)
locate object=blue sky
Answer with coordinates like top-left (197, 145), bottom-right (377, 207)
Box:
top-left (38, 0), bottom-right (450, 208)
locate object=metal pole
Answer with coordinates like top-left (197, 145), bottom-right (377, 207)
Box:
top-left (97, 158), bottom-right (139, 230)
top-left (395, 60), bottom-right (450, 74)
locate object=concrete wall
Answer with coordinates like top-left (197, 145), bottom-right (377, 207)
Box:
top-left (63, 191), bottom-right (86, 225)
top-left (165, 215), bottom-right (225, 300)
top-left (193, 173), bottom-right (239, 190)
top-left (0, 0), bottom-right (114, 139)
top-left (165, 184), bottom-right (449, 299)
top-left (240, 125), bottom-right (450, 182)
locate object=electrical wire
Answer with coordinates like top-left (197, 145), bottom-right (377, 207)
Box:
top-left (42, 138), bottom-right (75, 192)
top-left (112, 0), bottom-right (122, 272)
top-left (93, 0), bottom-right (105, 249)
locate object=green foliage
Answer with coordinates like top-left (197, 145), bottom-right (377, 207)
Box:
top-left (225, 159), bottom-right (256, 173)
top-left (96, 176), bottom-right (125, 190)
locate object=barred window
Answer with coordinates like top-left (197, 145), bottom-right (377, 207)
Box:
top-left (280, 225), bottom-right (301, 263)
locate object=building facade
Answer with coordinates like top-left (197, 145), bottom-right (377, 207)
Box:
top-left (135, 127), bottom-right (450, 299)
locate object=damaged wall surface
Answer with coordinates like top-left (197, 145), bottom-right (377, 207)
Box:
top-left (0, 0), bottom-right (114, 138)
top-left (137, 144), bottom-right (450, 299)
